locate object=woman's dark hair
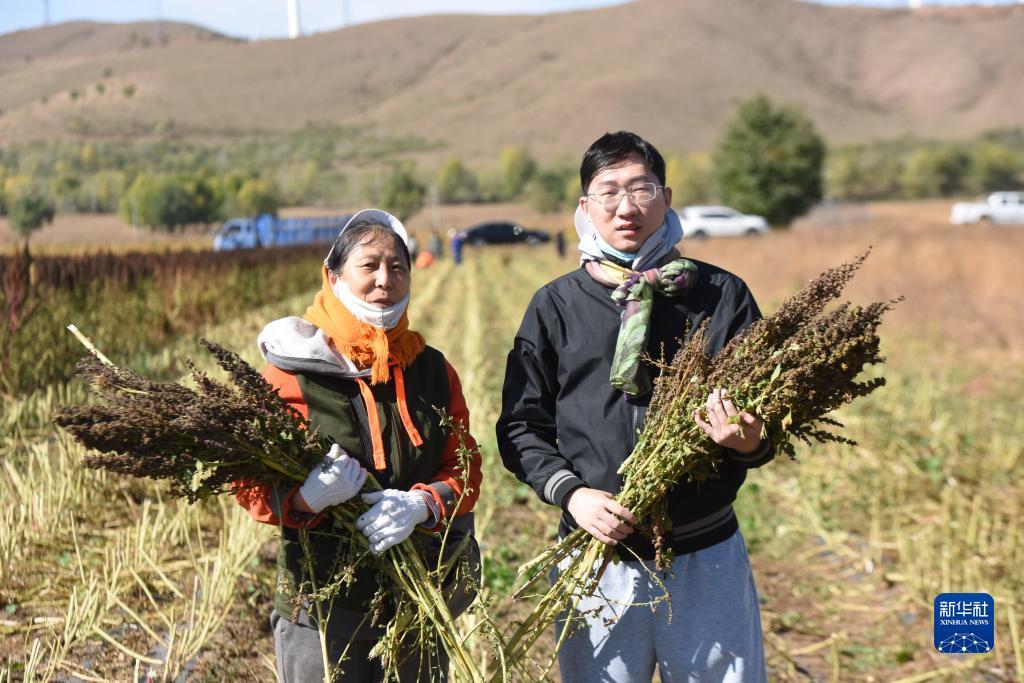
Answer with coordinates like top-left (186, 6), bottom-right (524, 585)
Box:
top-left (326, 220), bottom-right (411, 272)
top-left (579, 131), bottom-right (666, 194)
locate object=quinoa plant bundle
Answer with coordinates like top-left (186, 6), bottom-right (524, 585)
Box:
top-left (55, 339), bottom-right (484, 682)
top-left (499, 250), bottom-right (899, 677)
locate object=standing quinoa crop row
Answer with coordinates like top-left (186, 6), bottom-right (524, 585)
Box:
top-left (0, 245), bottom-right (325, 396)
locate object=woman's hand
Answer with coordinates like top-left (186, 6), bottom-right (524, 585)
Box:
top-left (565, 487), bottom-right (637, 546)
top-left (294, 444), bottom-right (367, 514)
top-left (355, 489), bottom-right (432, 554)
top-left (693, 388), bottom-right (764, 454)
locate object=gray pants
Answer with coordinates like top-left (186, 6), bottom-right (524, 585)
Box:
top-left (272, 521), bottom-right (479, 682)
top-left (554, 529), bottom-right (767, 683)
top-left (271, 609), bottom-right (449, 682)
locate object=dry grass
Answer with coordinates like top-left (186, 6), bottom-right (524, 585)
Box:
top-left (683, 200), bottom-right (1024, 361)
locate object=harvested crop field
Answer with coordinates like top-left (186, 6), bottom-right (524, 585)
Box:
top-left (2, 200), bottom-right (1022, 681)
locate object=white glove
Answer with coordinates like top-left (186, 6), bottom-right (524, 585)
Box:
top-left (298, 444), bottom-right (367, 514)
top-left (355, 489), bottom-right (431, 554)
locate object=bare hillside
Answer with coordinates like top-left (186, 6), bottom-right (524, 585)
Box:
top-left (0, 0), bottom-right (1021, 159)
top-left (0, 20), bottom-right (234, 64)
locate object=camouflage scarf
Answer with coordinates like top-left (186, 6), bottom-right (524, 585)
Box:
top-left (584, 256), bottom-right (698, 396)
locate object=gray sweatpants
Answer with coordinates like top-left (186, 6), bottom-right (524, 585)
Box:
top-left (554, 529), bottom-right (767, 683)
top-left (271, 609), bottom-right (448, 682)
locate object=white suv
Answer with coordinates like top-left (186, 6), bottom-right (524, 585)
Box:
top-left (950, 192), bottom-right (1024, 225)
top-left (677, 206), bottom-right (769, 239)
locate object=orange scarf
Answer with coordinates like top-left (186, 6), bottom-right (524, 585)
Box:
top-left (303, 266), bottom-right (425, 385)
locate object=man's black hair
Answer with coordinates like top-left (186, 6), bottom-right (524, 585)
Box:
top-left (326, 220), bottom-right (410, 272)
top-left (579, 131), bottom-right (666, 194)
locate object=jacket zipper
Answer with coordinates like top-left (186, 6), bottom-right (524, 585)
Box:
top-left (348, 384), bottom-right (376, 472)
top-left (630, 403), bottom-right (642, 452)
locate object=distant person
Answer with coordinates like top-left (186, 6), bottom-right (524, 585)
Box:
top-left (428, 230), bottom-right (443, 261)
top-left (415, 250), bottom-right (435, 269)
top-left (451, 231), bottom-right (464, 266)
top-left (407, 233), bottom-right (420, 262)
top-left (497, 131), bottom-right (772, 683)
top-left (236, 209), bottom-right (482, 681)
top-left (554, 229), bottom-right (566, 258)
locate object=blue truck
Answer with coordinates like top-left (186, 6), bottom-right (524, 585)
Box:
top-left (212, 213), bottom-right (353, 251)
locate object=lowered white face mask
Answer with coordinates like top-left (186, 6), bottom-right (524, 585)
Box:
top-left (331, 278), bottom-right (409, 330)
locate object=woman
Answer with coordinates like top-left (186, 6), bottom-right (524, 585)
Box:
top-left (235, 209), bottom-right (482, 682)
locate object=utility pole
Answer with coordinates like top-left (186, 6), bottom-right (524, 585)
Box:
top-left (343, 0), bottom-right (352, 28)
top-left (43, 0), bottom-right (50, 26)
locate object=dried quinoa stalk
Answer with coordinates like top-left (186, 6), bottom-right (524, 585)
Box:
top-left (56, 340), bottom-right (486, 682)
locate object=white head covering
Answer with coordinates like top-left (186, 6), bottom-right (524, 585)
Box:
top-left (573, 205), bottom-right (683, 272)
top-left (324, 208), bottom-right (410, 268)
top-left (324, 208), bottom-right (411, 330)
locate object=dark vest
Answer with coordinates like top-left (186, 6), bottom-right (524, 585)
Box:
top-left (272, 347), bottom-right (476, 636)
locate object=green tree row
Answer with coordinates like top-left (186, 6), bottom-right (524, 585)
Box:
top-left (364, 148), bottom-right (580, 221)
top-left (4, 106), bottom-right (1021, 233)
top-left (115, 172), bottom-right (281, 231)
top-left (423, 96), bottom-right (827, 226)
top-left (665, 123), bottom-right (1022, 213)
top-left (0, 123), bottom-right (424, 218)
top-left (827, 138), bottom-right (1022, 201)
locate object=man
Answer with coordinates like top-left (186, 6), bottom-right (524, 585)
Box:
top-left (497, 131), bottom-right (772, 682)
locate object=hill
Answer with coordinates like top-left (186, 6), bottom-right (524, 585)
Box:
top-left (0, 0), bottom-right (1022, 160)
top-left (0, 20), bottom-right (234, 63)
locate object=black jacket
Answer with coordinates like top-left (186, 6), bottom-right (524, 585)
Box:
top-left (497, 261), bottom-right (775, 559)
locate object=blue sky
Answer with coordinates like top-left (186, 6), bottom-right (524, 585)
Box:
top-left (1, 0), bottom-right (1019, 40)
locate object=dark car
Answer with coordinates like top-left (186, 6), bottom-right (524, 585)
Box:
top-left (460, 221), bottom-right (550, 246)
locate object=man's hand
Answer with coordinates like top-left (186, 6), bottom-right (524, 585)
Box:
top-left (693, 388), bottom-right (764, 454)
top-left (565, 487), bottom-right (637, 546)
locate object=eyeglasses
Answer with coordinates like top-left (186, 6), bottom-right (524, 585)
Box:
top-left (586, 182), bottom-right (662, 210)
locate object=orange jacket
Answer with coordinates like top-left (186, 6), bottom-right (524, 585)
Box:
top-left (234, 357), bottom-right (481, 531)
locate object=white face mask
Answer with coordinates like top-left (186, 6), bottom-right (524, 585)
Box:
top-left (331, 278), bottom-right (409, 330)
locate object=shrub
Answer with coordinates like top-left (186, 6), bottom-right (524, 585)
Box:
top-left (235, 177), bottom-right (280, 217)
top-left (119, 173), bottom-right (222, 231)
top-left (825, 145), bottom-right (903, 201)
top-left (8, 189), bottom-right (55, 241)
top-left (498, 147), bottom-right (537, 199)
top-left (435, 157), bottom-right (479, 204)
top-left (714, 95), bottom-right (825, 226)
top-left (900, 146), bottom-right (970, 198)
top-left (965, 143), bottom-right (1021, 195)
top-left (665, 152), bottom-right (715, 206)
top-left (370, 162), bottom-right (426, 222)
top-left (524, 166), bottom-right (575, 214)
